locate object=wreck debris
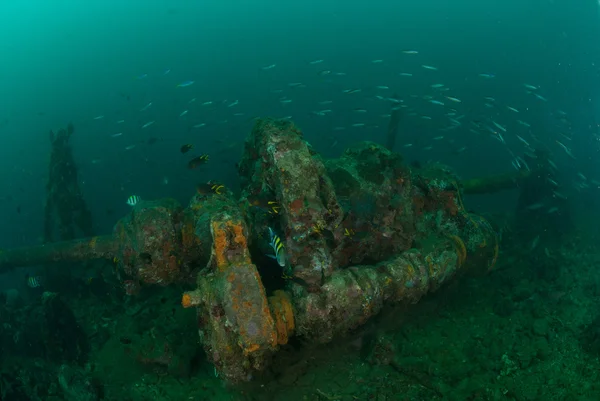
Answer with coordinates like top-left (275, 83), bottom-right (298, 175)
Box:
top-left (44, 123), bottom-right (93, 242)
top-left (0, 118), bottom-right (502, 384)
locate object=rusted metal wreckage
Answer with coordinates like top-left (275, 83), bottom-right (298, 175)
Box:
top-left (0, 118), bottom-right (525, 383)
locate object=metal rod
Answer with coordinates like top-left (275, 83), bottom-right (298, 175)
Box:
top-left (0, 235), bottom-right (116, 273)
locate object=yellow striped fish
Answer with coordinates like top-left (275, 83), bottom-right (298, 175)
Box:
top-left (27, 275), bottom-right (43, 288)
top-left (267, 227), bottom-right (286, 267)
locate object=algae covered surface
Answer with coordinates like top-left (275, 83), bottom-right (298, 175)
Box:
top-left (3, 230), bottom-right (600, 401)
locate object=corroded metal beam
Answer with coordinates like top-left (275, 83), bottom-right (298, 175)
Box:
top-left (461, 170), bottom-right (531, 195)
top-left (0, 235), bottom-right (116, 273)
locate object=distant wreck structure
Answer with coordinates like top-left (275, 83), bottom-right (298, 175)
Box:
top-left (44, 123), bottom-right (93, 242)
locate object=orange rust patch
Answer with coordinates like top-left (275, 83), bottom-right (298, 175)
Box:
top-left (212, 221), bottom-right (228, 270)
top-left (181, 293), bottom-right (192, 308)
top-left (244, 343), bottom-right (260, 355)
top-left (181, 290), bottom-right (201, 308)
top-left (212, 220), bottom-right (251, 271)
top-left (232, 224), bottom-right (246, 247)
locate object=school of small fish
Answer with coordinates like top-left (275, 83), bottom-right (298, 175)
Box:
top-left (88, 52), bottom-right (598, 220)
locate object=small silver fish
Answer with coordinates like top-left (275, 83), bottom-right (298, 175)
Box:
top-left (177, 80), bottom-right (195, 87)
top-left (492, 121), bottom-right (507, 132)
top-left (516, 135), bottom-right (530, 147)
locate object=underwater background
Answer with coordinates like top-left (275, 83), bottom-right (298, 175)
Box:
top-left (2, 0), bottom-right (600, 400)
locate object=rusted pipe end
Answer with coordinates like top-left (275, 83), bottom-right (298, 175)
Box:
top-left (451, 213), bottom-right (500, 275)
top-left (268, 290), bottom-right (295, 345)
top-left (189, 212), bottom-right (279, 382)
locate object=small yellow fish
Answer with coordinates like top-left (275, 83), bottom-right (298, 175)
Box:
top-left (188, 154), bottom-right (209, 169)
top-left (247, 195), bottom-right (280, 214)
top-left (180, 144), bottom-right (193, 153)
top-left (312, 221), bottom-right (326, 234)
top-left (197, 181), bottom-right (225, 195)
